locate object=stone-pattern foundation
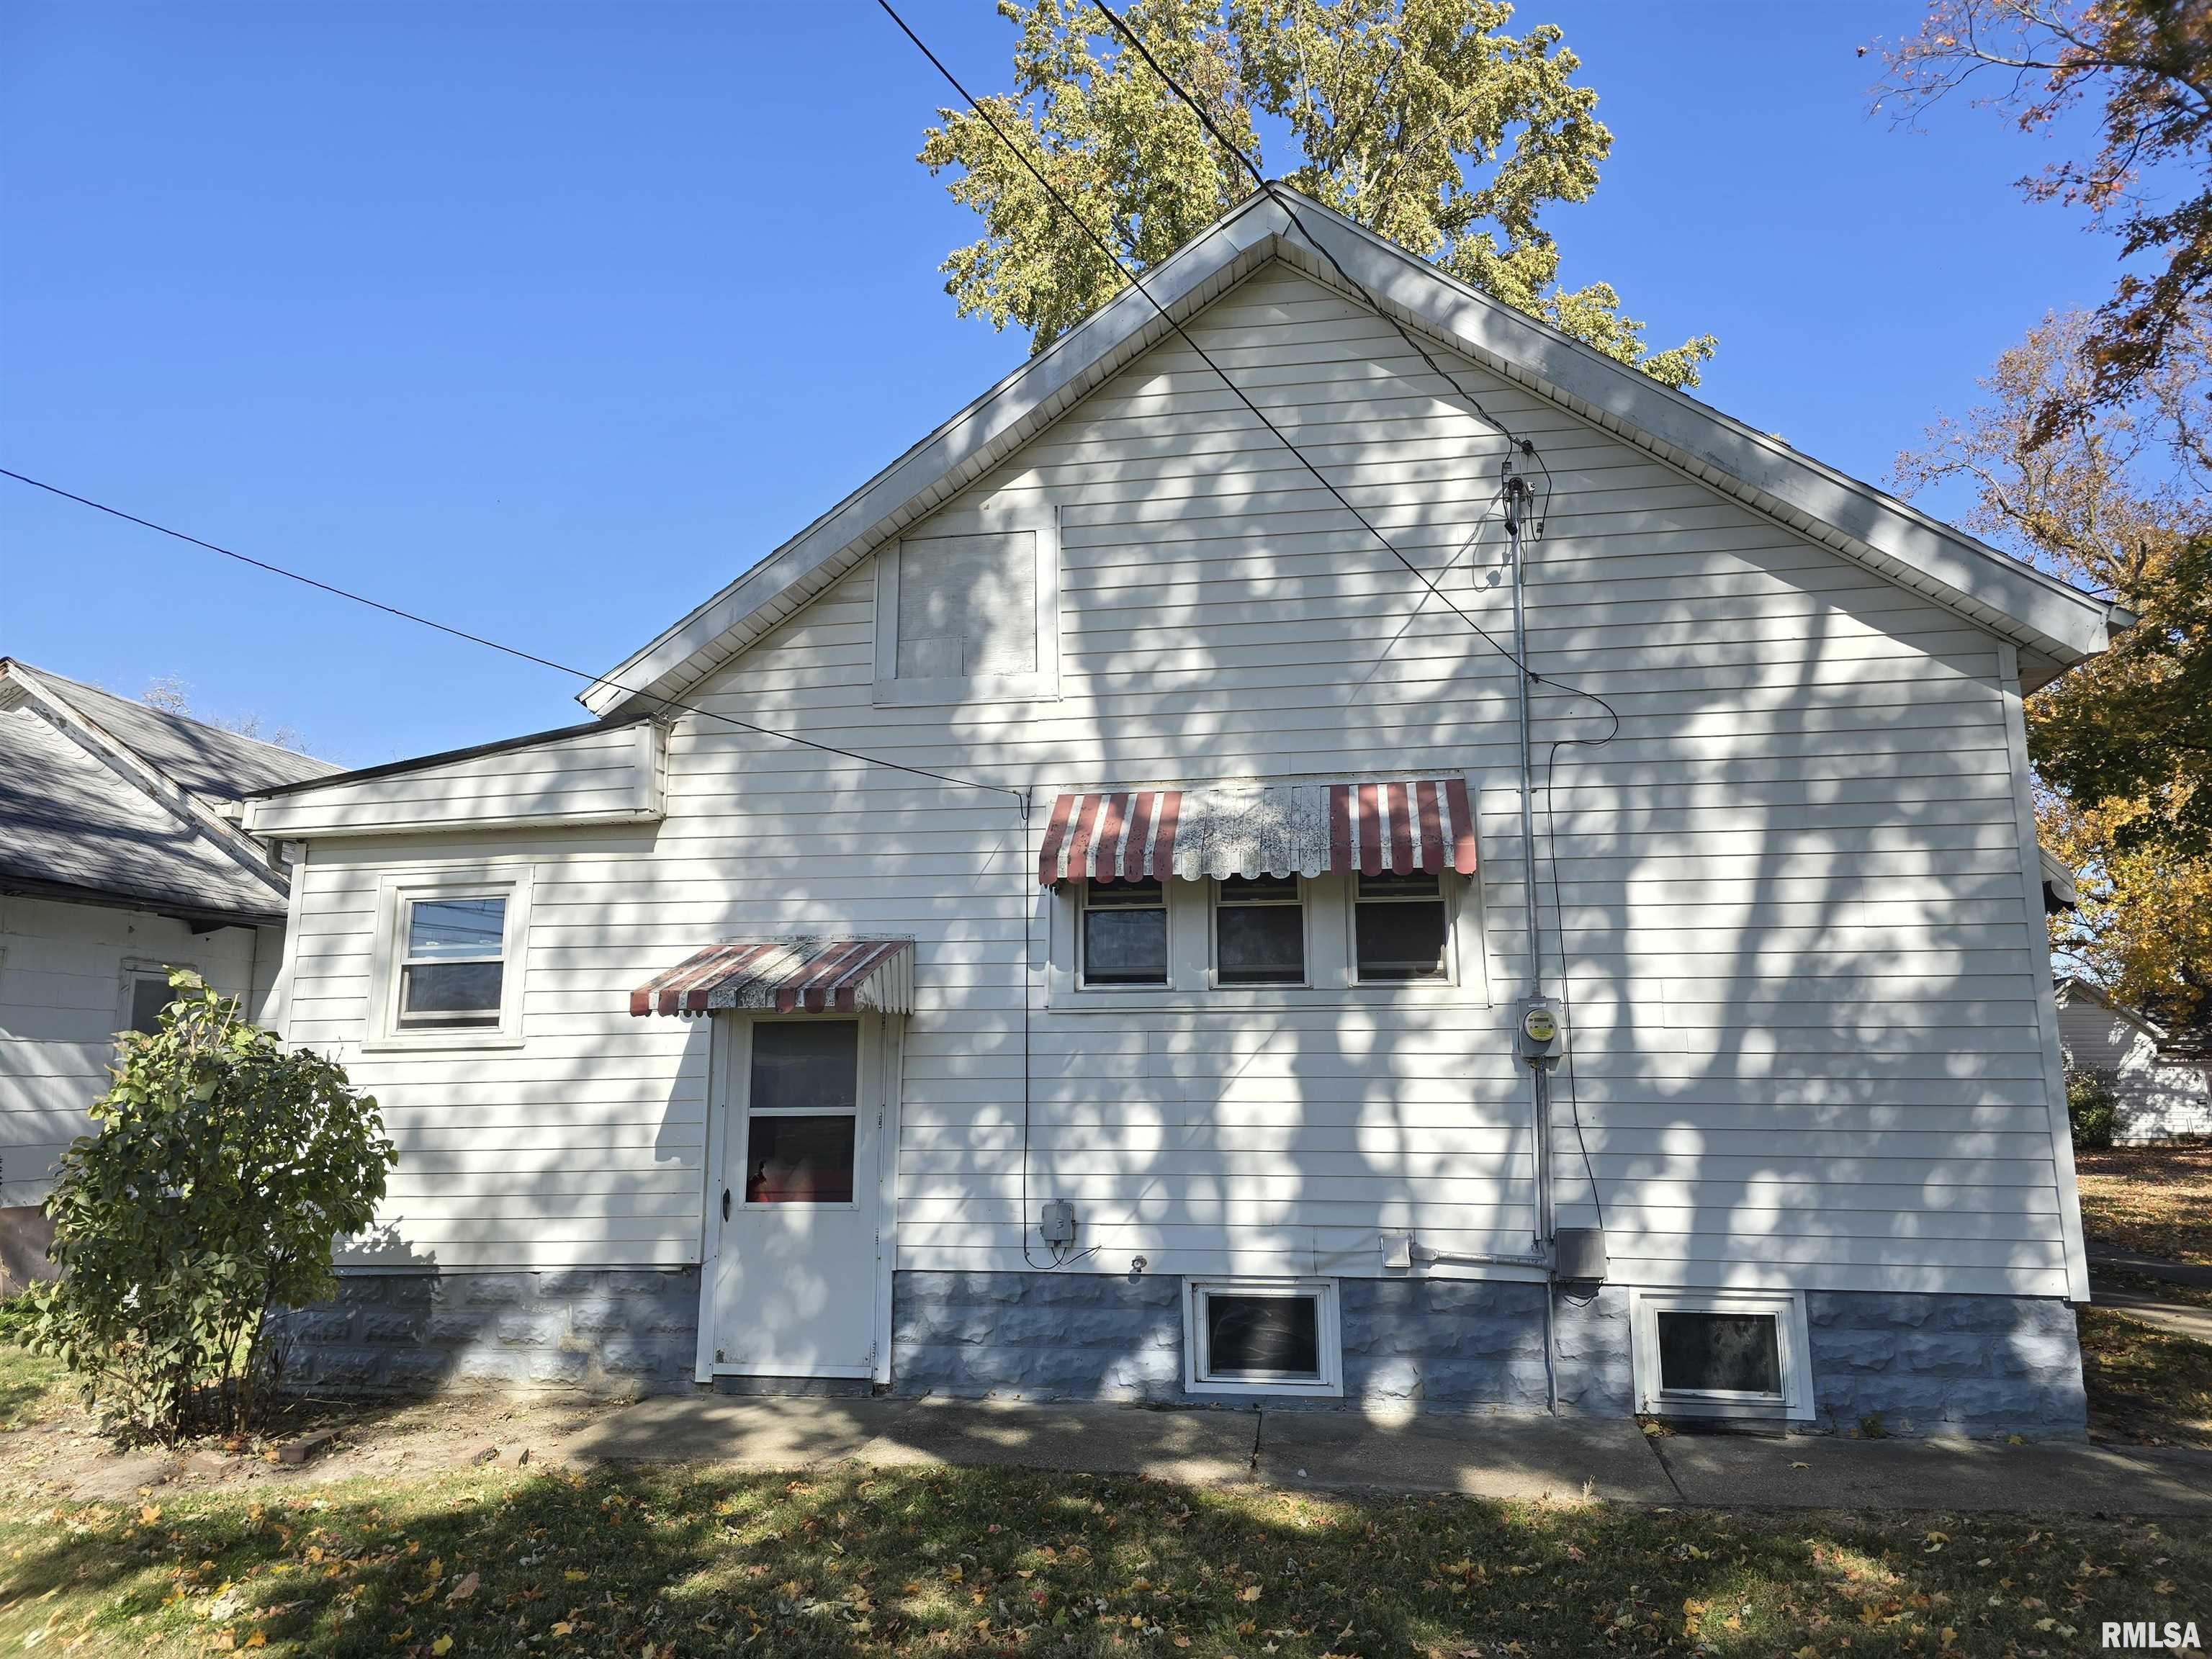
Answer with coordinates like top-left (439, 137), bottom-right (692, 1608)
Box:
top-left (273, 1268), bottom-right (699, 1395)
top-left (889, 1270), bottom-right (1634, 1413)
top-left (1806, 1291), bottom-right (2086, 1438)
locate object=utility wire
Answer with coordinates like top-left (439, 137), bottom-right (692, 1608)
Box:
top-left (0, 466), bottom-right (1025, 807)
top-left (876, 0), bottom-right (1572, 693)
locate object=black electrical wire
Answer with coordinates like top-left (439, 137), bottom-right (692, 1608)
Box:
top-left (876, 0), bottom-right (1570, 695)
top-left (0, 465), bottom-right (1026, 808)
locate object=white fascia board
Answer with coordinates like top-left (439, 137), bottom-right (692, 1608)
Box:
top-left (579, 194), bottom-right (1289, 720)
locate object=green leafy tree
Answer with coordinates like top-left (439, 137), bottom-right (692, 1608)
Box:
top-left (22, 971), bottom-right (395, 1442)
top-left (1896, 307), bottom-right (2212, 1029)
top-left (919, 0), bottom-right (1716, 385)
top-left (1876, 0), bottom-right (2212, 438)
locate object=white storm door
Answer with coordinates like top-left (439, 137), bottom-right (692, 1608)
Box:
top-left (711, 1015), bottom-right (881, 1377)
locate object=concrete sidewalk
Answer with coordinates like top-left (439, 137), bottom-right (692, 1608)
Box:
top-left (551, 1394), bottom-right (2212, 1517)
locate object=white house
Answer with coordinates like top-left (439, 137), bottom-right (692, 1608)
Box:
top-left (243, 190), bottom-right (2121, 1433)
top-left (2056, 977), bottom-right (2212, 1144)
top-left (0, 659), bottom-right (336, 1289)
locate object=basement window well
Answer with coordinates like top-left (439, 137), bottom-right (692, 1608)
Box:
top-left (1629, 1290), bottom-right (1814, 1421)
top-left (1183, 1279), bottom-right (1342, 1397)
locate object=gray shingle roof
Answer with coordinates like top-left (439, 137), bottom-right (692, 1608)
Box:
top-left (0, 696), bottom-right (292, 922)
top-left (31, 670), bottom-right (336, 801)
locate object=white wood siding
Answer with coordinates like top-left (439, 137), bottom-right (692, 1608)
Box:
top-left (245, 721), bottom-right (662, 839)
top-left (0, 895), bottom-right (271, 1208)
top-left (284, 261), bottom-right (2077, 1296)
top-left (2057, 994), bottom-right (2212, 1144)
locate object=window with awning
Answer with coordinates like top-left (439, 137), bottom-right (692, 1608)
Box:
top-left (1036, 778), bottom-right (1478, 886)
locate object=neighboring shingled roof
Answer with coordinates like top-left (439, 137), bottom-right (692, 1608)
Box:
top-left (0, 695), bottom-right (292, 922)
top-left (30, 670), bottom-right (334, 801)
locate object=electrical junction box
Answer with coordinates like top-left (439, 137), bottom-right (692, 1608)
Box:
top-left (1555, 1227), bottom-right (1608, 1284)
top-left (1038, 1201), bottom-right (1077, 1244)
top-left (1519, 998), bottom-right (1563, 1068)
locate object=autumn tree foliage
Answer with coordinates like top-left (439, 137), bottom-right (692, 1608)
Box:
top-left (917, 0), bottom-right (1715, 385)
top-left (1895, 308), bottom-right (2212, 1029)
top-left (1876, 0), bottom-right (2212, 437)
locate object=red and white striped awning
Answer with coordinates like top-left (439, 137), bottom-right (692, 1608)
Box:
top-left (630, 937), bottom-right (914, 1018)
top-left (1036, 779), bottom-right (1478, 886)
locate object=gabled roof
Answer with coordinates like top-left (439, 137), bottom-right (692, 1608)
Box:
top-left (0, 660), bottom-right (334, 925)
top-left (29, 669), bottom-right (334, 801)
top-left (581, 186), bottom-right (2126, 722)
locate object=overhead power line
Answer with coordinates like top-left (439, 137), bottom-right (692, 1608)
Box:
top-left (0, 466), bottom-right (1026, 807)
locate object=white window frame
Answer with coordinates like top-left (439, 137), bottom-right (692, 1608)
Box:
top-left (1044, 871), bottom-right (1481, 1010)
top-left (1183, 1277), bottom-right (1343, 1398)
top-left (118, 958), bottom-right (189, 1035)
top-left (364, 867), bottom-right (531, 1051)
top-left (1208, 876), bottom-right (1310, 989)
top-left (734, 1014), bottom-right (865, 1214)
top-left (1629, 1288), bottom-right (1815, 1422)
top-left (1077, 878), bottom-right (1172, 992)
top-left (1350, 870), bottom-right (1458, 987)
top-left (873, 500), bottom-right (1061, 707)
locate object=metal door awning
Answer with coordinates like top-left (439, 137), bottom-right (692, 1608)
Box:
top-left (1037, 779), bottom-right (1478, 885)
top-left (630, 937), bottom-right (914, 1017)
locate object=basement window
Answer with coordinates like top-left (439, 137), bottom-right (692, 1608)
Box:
top-left (1183, 1279), bottom-right (1341, 1397)
top-left (1629, 1290), bottom-right (1814, 1421)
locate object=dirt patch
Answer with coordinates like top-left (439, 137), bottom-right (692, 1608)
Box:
top-left (2075, 1141), bottom-right (2212, 1265)
top-left (0, 1381), bottom-right (635, 1506)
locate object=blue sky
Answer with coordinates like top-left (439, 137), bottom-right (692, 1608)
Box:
top-left (1, 1), bottom-right (2123, 768)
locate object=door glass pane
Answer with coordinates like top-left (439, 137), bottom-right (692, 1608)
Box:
top-left (128, 976), bottom-right (171, 1035)
top-left (750, 1020), bottom-right (859, 1112)
top-left (407, 896), bottom-right (506, 958)
top-left (400, 961), bottom-right (503, 1020)
top-left (745, 1114), bottom-right (857, 1204)
top-left (1204, 1294), bottom-right (1321, 1378)
top-left (1656, 1311), bottom-right (1782, 1395)
top-left (1217, 904), bottom-right (1303, 984)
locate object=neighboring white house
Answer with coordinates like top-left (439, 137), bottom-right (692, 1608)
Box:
top-left (2056, 977), bottom-right (2212, 1144)
top-left (244, 189), bottom-right (2123, 1434)
top-left (0, 659), bottom-right (336, 1289)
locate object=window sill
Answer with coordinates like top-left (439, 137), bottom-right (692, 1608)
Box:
top-left (1050, 984), bottom-right (1473, 1015)
top-left (357, 1031), bottom-right (526, 1056)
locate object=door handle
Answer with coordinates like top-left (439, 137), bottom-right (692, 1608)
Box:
top-left (721, 1187), bottom-right (732, 1222)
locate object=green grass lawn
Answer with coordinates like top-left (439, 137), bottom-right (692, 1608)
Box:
top-left (2, 1447), bottom-right (2208, 1658)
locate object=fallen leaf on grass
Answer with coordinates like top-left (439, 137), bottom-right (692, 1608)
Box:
top-left (446, 1572), bottom-right (478, 1604)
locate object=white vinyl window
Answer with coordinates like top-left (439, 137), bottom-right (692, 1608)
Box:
top-left (1183, 1278), bottom-right (1342, 1397)
top-left (1212, 876), bottom-right (1306, 986)
top-left (1629, 1289), bottom-right (1814, 1422)
top-left (1080, 878), bottom-right (1169, 988)
top-left (119, 963), bottom-right (186, 1035)
top-left (1352, 872), bottom-right (1452, 984)
top-left (369, 869), bottom-right (530, 1048)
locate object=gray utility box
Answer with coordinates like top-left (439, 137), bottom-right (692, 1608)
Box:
top-left (1554, 1227), bottom-right (1608, 1284)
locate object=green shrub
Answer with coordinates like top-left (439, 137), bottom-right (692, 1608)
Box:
top-left (19, 971), bottom-right (395, 1442)
top-left (2067, 1063), bottom-right (2120, 1151)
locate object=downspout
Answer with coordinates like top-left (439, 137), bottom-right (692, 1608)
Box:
top-left (1506, 471), bottom-right (1560, 1415)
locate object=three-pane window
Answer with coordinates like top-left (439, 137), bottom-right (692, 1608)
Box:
top-left (397, 896), bottom-right (508, 1028)
top-left (1353, 873), bottom-right (1449, 982)
top-left (1081, 878), bottom-right (1169, 986)
top-left (1214, 876), bottom-right (1305, 985)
